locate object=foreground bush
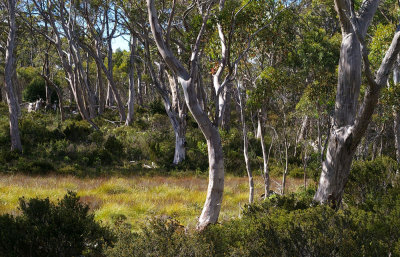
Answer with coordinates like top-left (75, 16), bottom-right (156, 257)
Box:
top-left (108, 187), bottom-right (400, 257)
top-left (0, 192), bottom-right (115, 257)
top-left (106, 217), bottom-right (212, 257)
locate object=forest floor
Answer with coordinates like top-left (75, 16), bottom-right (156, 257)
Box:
top-left (0, 174), bottom-right (307, 229)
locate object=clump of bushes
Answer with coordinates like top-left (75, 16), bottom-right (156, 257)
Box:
top-left (345, 156), bottom-right (398, 209)
top-left (63, 120), bottom-right (92, 142)
top-left (0, 192), bottom-right (115, 257)
top-left (109, 193), bottom-right (400, 257)
top-left (106, 217), bottom-right (213, 257)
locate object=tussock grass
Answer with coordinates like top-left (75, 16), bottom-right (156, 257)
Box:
top-left (0, 174), bottom-right (307, 229)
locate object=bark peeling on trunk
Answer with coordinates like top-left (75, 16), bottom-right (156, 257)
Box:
top-left (315, 0), bottom-right (400, 206)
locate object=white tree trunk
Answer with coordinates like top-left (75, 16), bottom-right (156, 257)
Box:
top-left (126, 36), bottom-right (137, 126)
top-left (4, 0), bottom-right (21, 152)
top-left (237, 81), bottom-right (254, 203)
top-left (315, 0), bottom-right (400, 205)
top-left (259, 114), bottom-right (273, 198)
top-left (393, 58), bottom-right (400, 168)
top-left (147, 0), bottom-right (224, 229)
top-left (282, 136), bottom-right (289, 195)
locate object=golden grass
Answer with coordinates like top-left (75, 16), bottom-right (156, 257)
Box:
top-left (0, 174), bottom-right (306, 229)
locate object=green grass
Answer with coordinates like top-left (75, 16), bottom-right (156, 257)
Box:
top-left (0, 174), bottom-right (307, 229)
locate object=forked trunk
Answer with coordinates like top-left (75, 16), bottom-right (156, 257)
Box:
top-left (314, 0), bottom-right (400, 204)
top-left (314, 30), bottom-right (361, 205)
top-left (147, 0), bottom-right (224, 229)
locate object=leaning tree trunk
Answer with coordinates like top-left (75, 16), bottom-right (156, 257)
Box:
top-left (314, 0), bottom-right (400, 205)
top-left (4, 0), bottom-right (21, 152)
top-left (147, 0), bottom-right (224, 229)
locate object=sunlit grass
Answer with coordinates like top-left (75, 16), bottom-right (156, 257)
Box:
top-left (0, 174), bottom-right (306, 229)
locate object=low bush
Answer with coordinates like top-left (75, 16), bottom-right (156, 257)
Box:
top-left (63, 120), bottom-right (92, 142)
top-left (0, 192), bottom-right (115, 257)
top-left (106, 217), bottom-right (213, 257)
top-left (344, 156), bottom-right (398, 209)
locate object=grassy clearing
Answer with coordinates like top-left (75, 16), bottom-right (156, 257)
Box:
top-left (0, 174), bottom-right (307, 229)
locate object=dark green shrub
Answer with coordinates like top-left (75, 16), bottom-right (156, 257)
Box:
top-left (89, 130), bottom-right (105, 147)
top-left (23, 77), bottom-right (46, 102)
top-left (63, 120), bottom-right (92, 142)
top-left (0, 192), bottom-right (115, 257)
top-left (15, 158), bottom-right (55, 175)
top-left (221, 128), bottom-right (246, 175)
top-left (126, 146), bottom-right (143, 161)
top-left (149, 99), bottom-right (166, 115)
top-left (288, 166), bottom-right (305, 178)
top-left (107, 217), bottom-right (212, 257)
top-left (104, 135), bottom-right (125, 158)
top-left (20, 118), bottom-right (64, 150)
top-left (344, 156), bottom-right (397, 209)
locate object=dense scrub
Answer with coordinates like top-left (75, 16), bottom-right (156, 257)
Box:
top-left (0, 102), bottom-right (308, 178)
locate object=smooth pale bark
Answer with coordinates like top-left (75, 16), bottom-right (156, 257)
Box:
top-left (315, 0), bottom-right (400, 205)
top-left (143, 32), bottom-right (187, 164)
top-left (237, 81), bottom-right (254, 203)
top-left (32, 0), bottom-right (98, 127)
top-left (147, 0), bottom-right (224, 229)
top-left (78, 9), bottom-right (125, 122)
top-left (393, 58), bottom-right (400, 168)
top-left (259, 114), bottom-right (274, 198)
top-left (222, 89), bottom-right (231, 131)
top-left (137, 64), bottom-right (143, 106)
top-left (44, 22), bottom-right (52, 106)
top-left (96, 58), bottom-right (105, 115)
top-left (106, 83), bottom-right (114, 106)
top-left (394, 111), bottom-right (400, 166)
top-left (125, 36), bottom-right (137, 126)
top-left (167, 73), bottom-right (187, 165)
top-left (303, 148), bottom-right (308, 190)
top-left (212, 11), bottom-right (228, 128)
top-left (106, 18), bottom-right (125, 121)
top-left (282, 136), bottom-right (289, 195)
top-left (72, 45), bottom-right (97, 119)
top-left (4, 0), bottom-right (21, 152)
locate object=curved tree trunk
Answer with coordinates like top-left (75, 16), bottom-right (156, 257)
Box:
top-left (147, 0), bottom-right (224, 229)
